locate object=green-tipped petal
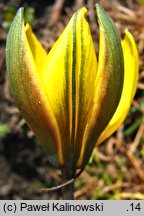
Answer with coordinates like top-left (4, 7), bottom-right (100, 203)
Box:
top-left (42, 8), bottom-right (97, 167)
top-left (97, 30), bottom-right (139, 145)
top-left (77, 4), bottom-right (124, 167)
top-left (6, 8), bottom-right (62, 166)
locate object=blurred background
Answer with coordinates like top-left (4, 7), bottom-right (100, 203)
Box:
top-left (0, 0), bottom-right (144, 199)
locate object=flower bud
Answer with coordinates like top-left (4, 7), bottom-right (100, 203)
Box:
top-left (6, 4), bottom-right (138, 171)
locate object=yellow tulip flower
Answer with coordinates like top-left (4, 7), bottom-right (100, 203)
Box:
top-left (6, 4), bottom-right (138, 172)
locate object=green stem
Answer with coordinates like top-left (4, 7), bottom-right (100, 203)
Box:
top-left (61, 167), bottom-right (75, 200)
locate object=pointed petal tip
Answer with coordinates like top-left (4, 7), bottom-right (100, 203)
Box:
top-left (81, 7), bottom-right (87, 13)
top-left (25, 23), bottom-right (30, 32)
top-left (8, 7), bottom-right (24, 32)
top-left (78, 7), bottom-right (87, 17)
top-left (95, 3), bottom-right (104, 16)
top-left (95, 3), bottom-right (101, 10)
top-left (16, 7), bottom-right (24, 19)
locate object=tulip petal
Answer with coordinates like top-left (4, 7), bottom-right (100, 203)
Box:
top-left (25, 24), bottom-right (47, 73)
top-left (6, 8), bottom-right (63, 166)
top-left (77, 4), bottom-right (124, 167)
top-left (97, 30), bottom-right (139, 145)
top-left (42, 8), bottom-right (97, 167)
